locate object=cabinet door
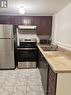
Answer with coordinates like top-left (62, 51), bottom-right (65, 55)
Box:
top-left (41, 57), bottom-right (48, 94)
top-left (36, 16), bottom-right (52, 35)
top-left (38, 50), bottom-right (48, 94)
top-left (47, 65), bottom-right (57, 95)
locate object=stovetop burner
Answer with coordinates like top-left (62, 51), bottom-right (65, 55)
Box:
top-left (19, 38), bottom-right (37, 42)
top-left (25, 39), bottom-right (31, 41)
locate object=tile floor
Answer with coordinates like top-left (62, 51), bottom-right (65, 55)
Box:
top-left (0, 68), bottom-right (45, 95)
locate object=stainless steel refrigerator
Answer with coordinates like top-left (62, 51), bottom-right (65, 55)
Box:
top-left (0, 24), bottom-right (15, 69)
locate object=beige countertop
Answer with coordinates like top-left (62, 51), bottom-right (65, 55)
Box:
top-left (37, 44), bottom-right (71, 73)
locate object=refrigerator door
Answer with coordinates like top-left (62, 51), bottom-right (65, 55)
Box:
top-left (0, 24), bottom-right (13, 38)
top-left (0, 38), bottom-right (15, 69)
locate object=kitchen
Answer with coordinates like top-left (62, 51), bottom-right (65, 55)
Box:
top-left (0, 0), bottom-right (71, 95)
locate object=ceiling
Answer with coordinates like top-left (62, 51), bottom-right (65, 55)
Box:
top-left (0, 0), bottom-right (71, 16)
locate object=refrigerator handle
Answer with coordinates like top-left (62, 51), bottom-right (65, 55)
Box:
top-left (11, 38), bottom-right (14, 52)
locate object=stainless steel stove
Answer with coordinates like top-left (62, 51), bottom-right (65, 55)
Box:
top-left (17, 38), bottom-right (37, 69)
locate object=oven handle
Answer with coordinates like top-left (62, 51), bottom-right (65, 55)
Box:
top-left (17, 48), bottom-right (37, 50)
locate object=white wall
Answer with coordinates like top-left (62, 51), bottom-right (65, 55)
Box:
top-left (52, 2), bottom-right (71, 51)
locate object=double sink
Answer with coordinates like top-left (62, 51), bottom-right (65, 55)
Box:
top-left (40, 44), bottom-right (58, 51)
top-left (40, 44), bottom-right (64, 58)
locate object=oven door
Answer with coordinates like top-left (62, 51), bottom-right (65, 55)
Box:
top-left (17, 48), bottom-right (37, 62)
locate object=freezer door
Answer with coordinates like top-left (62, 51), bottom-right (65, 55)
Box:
top-left (0, 24), bottom-right (13, 38)
top-left (0, 39), bottom-right (15, 69)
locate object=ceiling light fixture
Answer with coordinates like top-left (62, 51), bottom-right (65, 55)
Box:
top-left (19, 6), bottom-right (25, 14)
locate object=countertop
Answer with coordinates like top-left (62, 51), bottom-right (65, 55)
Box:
top-left (37, 44), bottom-right (71, 73)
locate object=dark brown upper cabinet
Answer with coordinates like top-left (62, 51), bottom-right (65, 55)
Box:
top-left (36, 16), bottom-right (52, 35)
top-left (0, 16), bottom-right (52, 35)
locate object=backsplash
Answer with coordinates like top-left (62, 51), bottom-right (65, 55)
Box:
top-left (17, 28), bottom-right (51, 46)
top-left (17, 33), bottom-right (40, 46)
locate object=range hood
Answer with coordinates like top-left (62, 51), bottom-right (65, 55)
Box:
top-left (18, 25), bottom-right (37, 29)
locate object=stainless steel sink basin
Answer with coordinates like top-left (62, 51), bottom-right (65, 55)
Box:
top-left (41, 45), bottom-right (58, 51)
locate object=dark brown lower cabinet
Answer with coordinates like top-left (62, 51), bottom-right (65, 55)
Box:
top-left (38, 49), bottom-right (71, 95)
top-left (47, 65), bottom-right (57, 95)
top-left (38, 49), bottom-right (57, 95)
top-left (38, 50), bottom-right (48, 94)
